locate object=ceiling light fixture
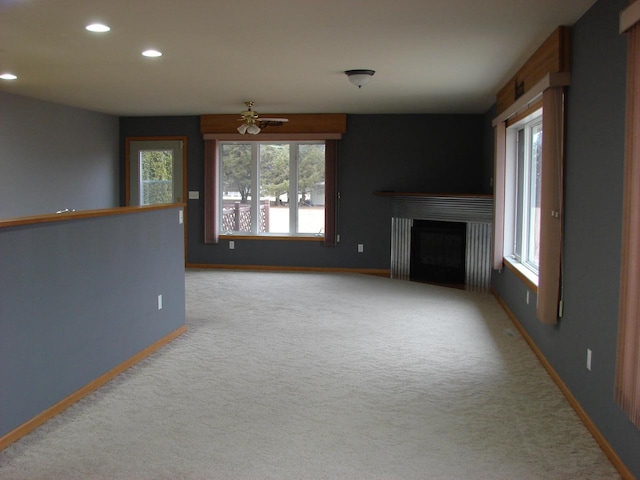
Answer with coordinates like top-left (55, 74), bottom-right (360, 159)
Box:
top-left (345, 69), bottom-right (375, 88)
top-left (142, 49), bottom-right (162, 58)
top-left (86, 23), bottom-right (110, 33)
top-left (237, 122), bottom-right (261, 135)
top-left (0, 73), bottom-right (18, 80)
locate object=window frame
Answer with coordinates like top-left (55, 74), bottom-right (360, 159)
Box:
top-left (504, 108), bottom-right (543, 285)
top-left (204, 136), bottom-right (339, 247)
top-left (217, 140), bottom-right (327, 238)
top-left (513, 115), bottom-right (543, 276)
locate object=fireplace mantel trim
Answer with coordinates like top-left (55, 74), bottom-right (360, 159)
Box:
top-left (374, 191), bottom-right (493, 199)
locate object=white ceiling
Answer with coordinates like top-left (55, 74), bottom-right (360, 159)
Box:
top-left (0, 0), bottom-right (597, 117)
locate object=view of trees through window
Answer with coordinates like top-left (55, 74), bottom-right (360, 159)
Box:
top-left (140, 149), bottom-right (173, 205)
top-left (220, 142), bottom-right (325, 235)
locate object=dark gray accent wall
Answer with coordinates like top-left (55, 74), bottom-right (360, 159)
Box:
top-left (0, 91), bottom-right (119, 219)
top-left (0, 207), bottom-right (186, 438)
top-left (120, 114), bottom-right (485, 270)
top-left (491, 0), bottom-right (640, 476)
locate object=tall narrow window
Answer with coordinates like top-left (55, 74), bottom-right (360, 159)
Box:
top-left (514, 118), bottom-right (543, 274)
top-left (501, 109), bottom-right (543, 284)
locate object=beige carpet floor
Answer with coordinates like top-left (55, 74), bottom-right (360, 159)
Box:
top-left (0, 270), bottom-right (621, 479)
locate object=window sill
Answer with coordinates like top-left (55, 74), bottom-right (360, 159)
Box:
top-left (503, 257), bottom-right (539, 293)
top-left (219, 234), bottom-right (325, 242)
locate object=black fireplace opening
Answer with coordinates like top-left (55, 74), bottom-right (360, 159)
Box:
top-left (410, 220), bottom-right (466, 286)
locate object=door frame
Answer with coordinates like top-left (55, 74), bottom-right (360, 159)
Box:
top-left (125, 136), bottom-right (188, 262)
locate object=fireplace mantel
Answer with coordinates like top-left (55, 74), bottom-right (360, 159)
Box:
top-left (374, 192), bottom-right (492, 198)
top-left (374, 192), bottom-right (493, 224)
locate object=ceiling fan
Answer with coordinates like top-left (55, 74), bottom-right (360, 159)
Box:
top-left (237, 101), bottom-right (288, 135)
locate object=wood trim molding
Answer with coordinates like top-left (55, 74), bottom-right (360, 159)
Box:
top-left (493, 72), bottom-right (570, 126)
top-left (186, 264), bottom-right (391, 277)
top-left (503, 257), bottom-right (538, 293)
top-left (506, 99), bottom-right (544, 128)
top-left (201, 113), bottom-right (346, 136)
top-left (373, 192), bottom-right (493, 199)
top-left (496, 26), bottom-right (571, 116)
top-left (202, 133), bottom-right (343, 141)
top-left (0, 325), bottom-right (187, 452)
top-left (219, 234), bottom-right (324, 242)
top-left (0, 203), bottom-right (185, 230)
top-left (493, 293), bottom-right (635, 480)
top-left (621, 1), bottom-right (640, 33)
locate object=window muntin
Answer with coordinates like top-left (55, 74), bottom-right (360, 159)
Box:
top-left (219, 141), bottom-right (325, 237)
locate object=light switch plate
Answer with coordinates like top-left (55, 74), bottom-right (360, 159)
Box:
top-left (188, 191), bottom-right (200, 200)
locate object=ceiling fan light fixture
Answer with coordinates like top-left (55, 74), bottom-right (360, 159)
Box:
top-left (246, 123), bottom-right (261, 135)
top-left (237, 123), bottom-right (249, 134)
top-left (345, 69), bottom-right (375, 88)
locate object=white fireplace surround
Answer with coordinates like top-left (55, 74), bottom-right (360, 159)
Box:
top-left (381, 194), bottom-right (494, 291)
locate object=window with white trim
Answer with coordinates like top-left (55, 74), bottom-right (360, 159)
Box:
top-left (514, 116), bottom-right (542, 273)
top-left (219, 141), bottom-right (326, 237)
top-left (504, 109), bottom-right (543, 281)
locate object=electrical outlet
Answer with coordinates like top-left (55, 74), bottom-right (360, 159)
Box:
top-left (178, 210), bottom-right (183, 224)
top-left (586, 348), bottom-right (592, 371)
top-left (229, 241), bottom-right (235, 250)
top-left (188, 191), bottom-right (200, 200)
top-left (158, 294), bottom-right (163, 310)
top-left (357, 243), bottom-right (364, 253)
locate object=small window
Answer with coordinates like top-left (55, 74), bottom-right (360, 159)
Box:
top-left (219, 141), bottom-right (326, 237)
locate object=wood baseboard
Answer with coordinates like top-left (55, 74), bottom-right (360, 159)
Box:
top-left (492, 291), bottom-right (635, 480)
top-left (0, 324), bottom-right (187, 452)
top-left (186, 263), bottom-right (391, 277)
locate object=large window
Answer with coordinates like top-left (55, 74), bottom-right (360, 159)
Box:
top-left (219, 141), bottom-right (326, 237)
top-left (513, 116), bottom-right (542, 275)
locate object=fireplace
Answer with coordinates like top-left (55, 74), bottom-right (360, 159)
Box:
top-left (379, 193), bottom-right (494, 291)
top-left (410, 220), bottom-right (466, 285)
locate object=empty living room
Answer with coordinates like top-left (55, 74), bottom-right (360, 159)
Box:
top-left (1, 0), bottom-right (640, 478)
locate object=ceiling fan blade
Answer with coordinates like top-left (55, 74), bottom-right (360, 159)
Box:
top-left (259, 117), bottom-right (288, 122)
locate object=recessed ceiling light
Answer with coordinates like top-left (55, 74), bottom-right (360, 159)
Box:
top-left (142, 49), bottom-right (162, 57)
top-left (0, 73), bottom-right (18, 80)
top-left (86, 23), bottom-right (111, 33)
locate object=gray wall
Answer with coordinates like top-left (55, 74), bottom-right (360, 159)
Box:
top-left (0, 207), bottom-right (186, 438)
top-left (491, 0), bottom-right (640, 476)
top-left (0, 91), bottom-right (119, 219)
top-left (120, 113), bottom-right (486, 270)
